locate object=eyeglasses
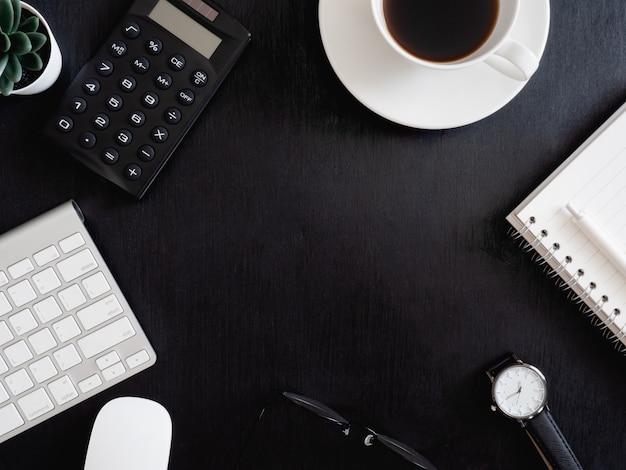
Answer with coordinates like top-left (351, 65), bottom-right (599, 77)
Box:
top-left (237, 390), bottom-right (438, 469)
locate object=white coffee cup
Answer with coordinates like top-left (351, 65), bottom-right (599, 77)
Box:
top-left (371, 0), bottom-right (539, 81)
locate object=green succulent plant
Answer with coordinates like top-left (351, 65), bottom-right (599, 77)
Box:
top-left (0, 0), bottom-right (48, 96)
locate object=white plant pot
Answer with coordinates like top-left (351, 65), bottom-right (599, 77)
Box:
top-left (11, 2), bottom-right (62, 96)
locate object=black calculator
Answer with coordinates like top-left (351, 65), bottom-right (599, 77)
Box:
top-left (44, 0), bottom-right (250, 199)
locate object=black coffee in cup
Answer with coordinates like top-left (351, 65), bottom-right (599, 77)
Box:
top-left (382, 0), bottom-right (499, 62)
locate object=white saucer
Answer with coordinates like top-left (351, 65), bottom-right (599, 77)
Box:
top-left (318, 0), bottom-right (550, 129)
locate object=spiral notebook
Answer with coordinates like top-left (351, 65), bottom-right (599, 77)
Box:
top-left (507, 102), bottom-right (626, 350)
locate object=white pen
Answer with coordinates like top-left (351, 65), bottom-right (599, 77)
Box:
top-left (566, 203), bottom-right (626, 278)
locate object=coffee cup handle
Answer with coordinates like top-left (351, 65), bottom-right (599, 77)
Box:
top-left (484, 38), bottom-right (539, 81)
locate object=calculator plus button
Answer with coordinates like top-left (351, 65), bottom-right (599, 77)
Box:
top-left (164, 107), bottom-right (182, 124)
top-left (109, 41), bottom-right (127, 58)
top-left (137, 145), bottom-right (155, 162)
top-left (145, 38), bottom-right (163, 55)
top-left (56, 116), bottom-right (74, 133)
top-left (96, 60), bottom-right (114, 77)
top-left (191, 70), bottom-right (208, 87)
top-left (106, 94), bottom-right (124, 111)
top-left (92, 113), bottom-right (110, 130)
top-left (177, 88), bottom-right (195, 106)
top-left (128, 110), bottom-right (146, 127)
top-left (132, 57), bottom-right (150, 75)
top-left (83, 78), bottom-right (101, 95)
top-left (125, 164), bottom-right (142, 181)
top-left (79, 132), bottom-right (97, 149)
top-left (122, 22), bottom-right (140, 39)
top-left (115, 129), bottom-right (133, 147)
top-left (154, 73), bottom-right (172, 90)
top-left (102, 148), bottom-right (119, 165)
top-left (142, 91), bottom-right (159, 109)
top-left (151, 127), bottom-right (169, 143)
top-left (168, 54), bottom-right (186, 71)
top-left (70, 98), bottom-right (87, 114)
top-left (119, 75), bottom-right (137, 92)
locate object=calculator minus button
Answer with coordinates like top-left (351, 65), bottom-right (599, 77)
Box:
top-left (137, 145), bottom-right (155, 162)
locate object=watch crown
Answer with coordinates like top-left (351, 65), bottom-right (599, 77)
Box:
top-left (490, 405), bottom-right (497, 412)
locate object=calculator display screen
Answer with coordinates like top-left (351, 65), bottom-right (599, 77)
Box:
top-left (148, 0), bottom-right (222, 59)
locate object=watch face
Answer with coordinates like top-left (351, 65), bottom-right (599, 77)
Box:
top-left (492, 364), bottom-right (547, 419)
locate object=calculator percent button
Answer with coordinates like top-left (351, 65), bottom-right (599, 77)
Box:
top-left (109, 41), bottom-right (127, 58)
top-left (146, 38), bottom-right (163, 55)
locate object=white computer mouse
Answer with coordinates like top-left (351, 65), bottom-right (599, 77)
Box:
top-left (84, 397), bottom-right (172, 470)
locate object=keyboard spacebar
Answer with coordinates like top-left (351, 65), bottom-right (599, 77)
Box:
top-left (77, 317), bottom-right (136, 359)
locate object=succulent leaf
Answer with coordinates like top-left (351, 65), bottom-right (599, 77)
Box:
top-left (0, 31), bottom-right (10, 52)
top-left (0, 73), bottom-right (13, 95)
top-left (4, 51), bottom-right (21, 82)
top-left (9, 0), bottom-right (21, 34)
top-left (26, 31), bottom-right (45, 53)
top-left (0, 0), bottom-right (15, 33)
top-left (20, 51), bottom-right (42, 70)
top-left (0, 53), bottom-right (8, 77)
top-left (9, 31), bottom-right (31, 54)
top-left (19, 15), bottom-right (38, 33)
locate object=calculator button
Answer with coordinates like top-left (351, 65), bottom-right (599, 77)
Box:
top-left (106, 94), bottom-right (124, 111)
top-left (83, 78), bottom-right (101, 95)
top-left (79, 132), bottom-right (97, 149)
top-left (109, 41), bottom-right (127, 58)
top-left (92, 113), bottom-right (110, 130)
top-left (56, 116), bottom-right (74, 133)
top-left (191, 70), bottom-right (208, 87)
top-left (70, 98), bottom-right (87, 114)
top-left (137, 145), bottom-right (155, 162)
top-left (142, 91), bottom-right (159, 109)
top-left (122, 22), bottom-right (140, 39)
top-left (96, 60), bottom-right (114, 77)
top-left (154, 73), bottom-right (172, 90)
top-left (132, 57), bottom-right (150, 75)
top-left (146, 38), bottom-right (163, 55)
top-left (151, 127), bottom-right (169, 143)
top-left (128, 110), bottom-right (146, 127)
top-left (102, 148), bottom-right (119, 165)
top-left (177, 88), bottom-right (195, 106)
top-left (125, 164), bottom-right (142, 180)
top-left (115, 129), bottom-right (133, 146)
top-left (164, 107), bottom-right (181, 124)
top-left (168, 54), bottom-right (186, 71)
top-left (119, 76), bottom-right (137, 92)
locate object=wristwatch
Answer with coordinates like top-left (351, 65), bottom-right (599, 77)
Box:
top-left (485, 353), bottom-right (583, 470)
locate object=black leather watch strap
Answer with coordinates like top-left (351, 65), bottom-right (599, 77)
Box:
top-left (485, 353), bottom-right (519, 381)
top-left (524, 410), bottom-right (583, 470)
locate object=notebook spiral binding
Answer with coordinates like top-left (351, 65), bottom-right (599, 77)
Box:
top-left (510, 217), bottom-right (626, 354)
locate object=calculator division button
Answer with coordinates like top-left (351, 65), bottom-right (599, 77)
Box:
top-left (116, 129), bottom-right (133, 146)
top-left (123, 22), bottom-right (141, 39)
top-left (109, 41), bottom-right (127, 58)
top-left (146, 38), bottom-right (163, 55)
top-left (83, 78), bottom-right (101, 95)
top-left (79, 132), bottom-right (97, 149)
top-left (70, 97), bottom-right (87, 114)
top-left (102, 148), bottom-right (119, 165)
top-left (191, 69), bottom-right (208, 87)
top-left (132, 56), bottom-right (150, 75)
top-left (151, 126), bottom-right (169, 143)
top-left (168, 53), bottom-right (186, 71)
top-left (56, 116), bottom-right (74, 133)
top-left (128, 110), bottom-right (146, 127)
top-left (177, 88), bottom-right (195, 106)
top-left (119, 75), bottom-right (137, 93)
top-left (92, 113), bottom-right (110, 130)
top-left (137, 145), bottom-right (155, 162)
top-left (124, 164), bottom-right (142, 181)
top-left (96, 60), bottom-right (114, 77)
top-left (154, 72), bottom-right (172, 90)
top-left (142, 91), bottom-right (159, 109)
top-left (164, 107), bottom-right (181, 124)
top-left (106, 94), bottom-right (124, 111)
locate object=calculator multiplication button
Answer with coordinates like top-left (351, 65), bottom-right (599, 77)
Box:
top-left (109, 41), bottom-right (127, 58)
top-left (79, 132), bottom-right (97, 150)
top-left (123, 22), bottom-right (141, 39)
top-left (142, 91), bottom-right (159, 109)
top-left (132, 57), bottom-right (150, 75)
top-left (164, 107), bottom-right (181, 124)
top-left (70, 97), bottom-right (87, 114)
top-left (119, 76), bottom-right (137, 93)
top-left (177, 88), bottom-right (195, 106)
top-left (116, 129), bottom-right (133, 147)
top-left (137, 145), bottom-right (155, 162)
top-left (96, 60), bottom-right (114, 77)
top-left (191, 69), bottom-right (208, 87)
top-left (128, 110), bottom-right (146, 127)
top-left (168, 54), bottom-right (186, 71)
top-left (106, 94), bottom-right (124, 111)
top-left (154, 73), bottom-right (172, 90)
top-left (101, 148), bottom-right (119, 165)
top-left (151, 126), bottom-right (169, 143)
top-left (146, 38), bottom-right (163, 55)
top-left (92, 113), bottom-right (110, 130)
top-left (125, 164), bottom-right (142, 181)
top-left (56, 116), bottom-right (74, 133)
top-left (83, 78), bottom-right (101, 96)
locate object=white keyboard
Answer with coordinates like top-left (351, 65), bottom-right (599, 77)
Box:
top-left (0, 201), bottom-right (156, 444)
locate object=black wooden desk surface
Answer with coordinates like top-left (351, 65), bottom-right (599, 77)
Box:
top-left (1, 1), bottom-right (625, 469)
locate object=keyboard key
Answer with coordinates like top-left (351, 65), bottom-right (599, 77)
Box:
top-left (0, 271), bottom-right (8, 287)
top-left (0, 293), bottom-right (12, 315)
top-left (17, 388), bottom-right (54, 421)
top-left (5, 368), bottom-right (34, 396)
top-left (52, 316), bottom-right (81, 343)
top-left (57, 249), bottom-right (98, 282)
top-left (102, 362), bottom-right (126, 382)
top-left (32, 267), bottom-right (62, 295)
top-left (0, 355), bottom-right (7, 375)
top-left (28, 328), bottom-right (57, 355)
top-left (78, 294), bottom-right (123, 330)
top-left (77, 316), bottom-right (136, 358)
top-left (0, 321), bottom-right (13, 346)
top-left (0, 404), bottom-right (24, 437)
top-left (33, 297), bottom-right (63, 323)
top-left (48, 375), bottom-right (78, 405)
top-left (96, 351), bottom-right (120, 370)
top-left (126, 349), bottom-right (150, 369)
top-left (8, 280), bottom-right (37, 307)
top-left (59, 233), bottom-right (85, 254)
top-left (4, 340), bottom-right (33, 367)
top-left (8, 258), bottom-right (34, 279)
top-left (33, 246), bottom-right (61, 267)
top-left (8, 309), bottom-right (38, 336)
top-left (0, 383), bottom-right (8, 403)
top-left (29, 357), bottom-right (58, 383)
top-left (82, 272), bottom-right (111, 299)
top-left (53, 344), bottom-right (82, 371)
top-left (78, 374), bottom-right (102, 394)
top-left (58, 284), bottom-right (87, 311)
